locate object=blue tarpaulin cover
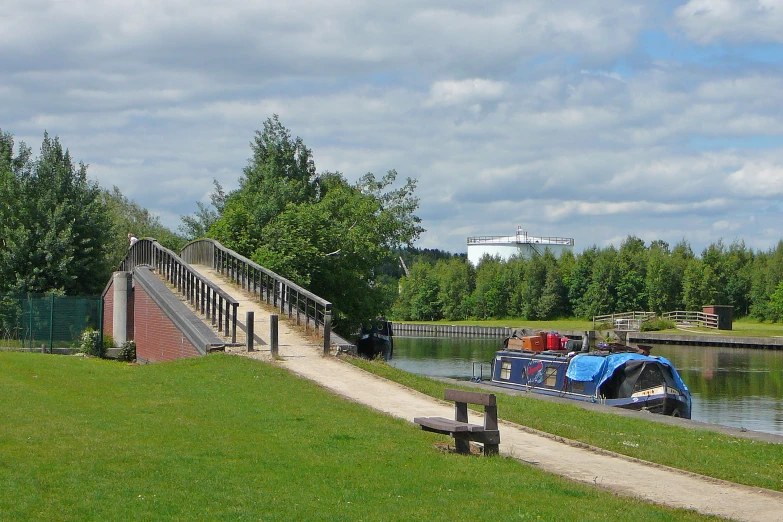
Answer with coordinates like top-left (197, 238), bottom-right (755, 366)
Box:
top-left (566, 353), bottom-right (689, 392)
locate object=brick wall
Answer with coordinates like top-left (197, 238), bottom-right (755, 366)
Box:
top-left (134, 284), bottom-right (200, 363)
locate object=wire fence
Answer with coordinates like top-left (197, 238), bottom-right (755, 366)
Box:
top-left (0, 293), bottom-right (102, 353)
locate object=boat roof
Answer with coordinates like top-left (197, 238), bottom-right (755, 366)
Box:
top-left (565, 352), bottom-right (689, 392)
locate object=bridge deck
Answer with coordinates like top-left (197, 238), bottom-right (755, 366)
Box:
top-left (184, 265), bottom-right (783, 521)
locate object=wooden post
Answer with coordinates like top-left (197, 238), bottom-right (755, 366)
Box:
top-left (270, 314), bottom-right (278, 358)
top-left (246, 311), bottom-right (254, 352)
top-left (322, 309), bottom-right (332, 356)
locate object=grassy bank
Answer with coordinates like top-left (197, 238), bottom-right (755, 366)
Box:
top-left (348, 358), bottom-right (783, 493)
top-left (0, 352), bottom-right (717, 521)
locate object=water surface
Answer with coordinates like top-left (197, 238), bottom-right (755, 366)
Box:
top-left (389, 336), bottom-right (783, 436)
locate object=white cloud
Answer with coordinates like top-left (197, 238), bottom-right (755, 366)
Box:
top-left (727, 162), bottom-right (783, 196)
top-left (3, 0), bottom-right (783, 256)
top-left (675, 0), bottom-right (783, 44)
top-left (425, 79), bottom-right (508, 107)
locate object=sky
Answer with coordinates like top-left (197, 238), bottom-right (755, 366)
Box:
top-left (3, 0), bottom-right (783, 255)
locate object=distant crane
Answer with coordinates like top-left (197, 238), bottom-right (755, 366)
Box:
top-left (399, 256), bottom-right (410, 276)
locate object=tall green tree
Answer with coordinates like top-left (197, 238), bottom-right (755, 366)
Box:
top-left (646, 242), bottom-right (679, 314)
top-left (0, 131), bottom-right (111, 294)
top-left (208, 117), bottom-right (423, 332)
top-left (102, 186), bottom-right (185, 269)
top-left (433, 257), bottom-right (474, 321)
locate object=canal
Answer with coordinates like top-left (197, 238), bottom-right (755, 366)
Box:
top-left (389, 336), bottom-right (783, 436)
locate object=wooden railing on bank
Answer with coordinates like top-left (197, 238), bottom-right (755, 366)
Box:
top-left (594, 310), bottom-right (720, 330)
top-left (592, 312), bottom-right (656, 331)
top-left (121, 238), bottom-right (239, 343)
top-left (180, 239), bottom-right (335, 355)
top-left (662, 311), bottom-right (719, 329)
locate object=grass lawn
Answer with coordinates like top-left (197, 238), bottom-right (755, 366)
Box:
top-left (0, 352), bottom-right (721, 521)
top-left (348, 358), bottom-right (783, 493)
top-left (641, 318), bottom-right (783, 338)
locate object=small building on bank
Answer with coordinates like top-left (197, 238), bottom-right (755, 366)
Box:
top-left (467, 226), bottom-right (574, 266)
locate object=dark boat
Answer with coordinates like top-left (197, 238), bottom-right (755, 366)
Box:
top-left (491, 337), bottom-right (692, 418)
top-left (356, 319), bottom-right (394, 360)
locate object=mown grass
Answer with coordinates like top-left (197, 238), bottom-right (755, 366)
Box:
top-left (0, 352), bottom-right (721, 521)
top-left (348, 358), bottom-right (783, 493)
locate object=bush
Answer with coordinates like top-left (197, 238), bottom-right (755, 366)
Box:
top-left (640, 318), bottom-right (676, 332)
top-left (75, 329), bottom-right (101, 356)
top-left (117, 341), bottom-right (136, 362)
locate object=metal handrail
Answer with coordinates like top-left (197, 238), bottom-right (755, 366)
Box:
top-left (180, 238), bottom-right (333, 355)
top-left (120, 238), bottom-right (239, 343)
top-left (467, 235), bottom-right (575, 246)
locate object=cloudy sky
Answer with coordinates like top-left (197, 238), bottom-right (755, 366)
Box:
top-left (3, 0), bottom-right (783, 255)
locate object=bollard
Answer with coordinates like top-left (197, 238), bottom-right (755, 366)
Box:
top-left (246, 311), bottom-right (254, 352)
top-left (270, 314), bottom-right (278, 358)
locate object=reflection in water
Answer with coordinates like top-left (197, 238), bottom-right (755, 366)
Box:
top-left (390, 336), bottom-right (783, 436)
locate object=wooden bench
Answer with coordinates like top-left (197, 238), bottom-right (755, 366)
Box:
top-left (414, 389), bottom-right (500, 455)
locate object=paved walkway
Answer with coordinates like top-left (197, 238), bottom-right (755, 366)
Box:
top-left (191, 265), bottom-right (783, 521)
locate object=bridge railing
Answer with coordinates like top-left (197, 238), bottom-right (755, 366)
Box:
top-left (180, 239), bottom-right (333, 355)
top-left (121, 238), bottom-right (239, 343)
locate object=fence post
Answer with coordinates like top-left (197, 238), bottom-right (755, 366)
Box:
top-left (270, 314), bottom-right (278, 358)
top-left (323, 309), bottom-right (332, 356)
top-left (28, 293), bottom-right (33, 351)
top-left (49, 293), bottom-right (54, 354)
top-left (246, 311), bottom-right (254, 352)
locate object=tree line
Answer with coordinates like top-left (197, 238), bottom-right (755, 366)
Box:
top-left (1, 129), bottom-right (184, 296)
top-left (392, 236), bottom-right (783, 322)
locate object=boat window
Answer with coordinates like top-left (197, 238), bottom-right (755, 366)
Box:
top-left (544, 365), bottom-right (558, 387)
top-left (570, 381), bottom-right (585, 393)
top-left (500, 361), bottom-right (511, 380)
top-left (633, 363), bottom-right (665, 393)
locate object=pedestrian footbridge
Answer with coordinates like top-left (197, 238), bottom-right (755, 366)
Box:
top-left (104, 238), bottom-right (353, 364)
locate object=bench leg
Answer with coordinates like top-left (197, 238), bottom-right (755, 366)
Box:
top-left (484, 443), bottom-right (499, 456)
top-left (454, 436), bottom-right (470, 455)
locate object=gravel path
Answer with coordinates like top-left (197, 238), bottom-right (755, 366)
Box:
top-left (193, 265), bottom-right (783, 522)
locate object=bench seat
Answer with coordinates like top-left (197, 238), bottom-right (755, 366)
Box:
top-left (413, 416), bottom-right (485, 433)
top-left (414, 389), bottom-right (500, 455)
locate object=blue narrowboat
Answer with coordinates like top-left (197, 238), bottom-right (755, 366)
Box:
top-left (491, 342), bottom-right (692, 418)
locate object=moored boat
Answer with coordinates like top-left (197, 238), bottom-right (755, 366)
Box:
top-left (356, 319), bottom-right (394, 360)
top-left (491, 336), bottom-right (692, 418)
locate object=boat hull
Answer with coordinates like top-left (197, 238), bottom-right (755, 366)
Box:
top-left (491, 349), bottom-right (692, 419)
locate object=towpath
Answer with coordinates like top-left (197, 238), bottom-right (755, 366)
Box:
top-left (191, 264), bottom-right (783, 522)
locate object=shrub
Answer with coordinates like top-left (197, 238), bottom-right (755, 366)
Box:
top-left (75, 329), bottom-right (101, 356)
top-left (640, 318), bottom-right (676, 332)
top-left (117, 341), bottom-right (136, 362)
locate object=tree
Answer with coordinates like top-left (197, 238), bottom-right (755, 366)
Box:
top-left (615, 236), bottom-right (647, 312)
top-left (646, 243), bottom-right (679, 314)
top-left (433, 258), bottom-right (474, 321)
top-left (208, 117), bottom-right (424, 332)
top-left (102, 186), bottom-right (185, 269)
top-left (210, 115), bottom-right (318, 254)
top-left (537, 250), bottom-right (567, 319)
top-left (0, 131), bottom-right (112, 294)
top-left (581, 247), bottom-right (619, 317)
top-left (179, 180), bottom-right (226, 240)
